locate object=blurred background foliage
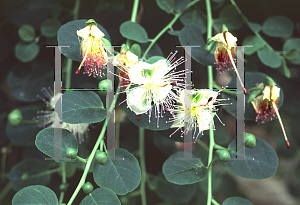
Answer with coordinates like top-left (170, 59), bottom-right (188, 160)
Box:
top-left (0, 0), bottom-right (300, 204)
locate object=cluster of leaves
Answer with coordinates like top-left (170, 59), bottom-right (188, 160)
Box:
top-left (1, 0), bottom-right (300, 205)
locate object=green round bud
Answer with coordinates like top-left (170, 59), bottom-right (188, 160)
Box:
top-left (95, 150), bottom-right (107, 165)
top-left (98, 79), bottom-right (113, 95)
top-left (82, 182), bottom-right (94, 194)
top-left (215, 150), bottom-right (230, 162)
top-left (8, 109), bottom-right (23, 126)
top-left (59, 183), bottom-right (68, 192)
top-left (21, 172), bottom-right (30, 182)
top-left (66, 148), bottom-right (77, 159)
top-left (245, 132), bottom-right (256, 148)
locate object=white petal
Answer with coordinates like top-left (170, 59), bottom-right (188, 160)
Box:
top-left (128, 62), bottom-right (152, 84)
top-left (127, 86), bottom-right (152, 115)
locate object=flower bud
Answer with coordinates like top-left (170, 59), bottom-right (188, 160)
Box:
top-left (215, 150), bottom-right (230, 162)
top-left (98, 79), bottom-right (113, 95)
top-left (21, 172), bottom-right (30, 182)
top-left (245, 133), bottom-right (256, 148)
top-left (8, 109), bottom-right (23, 126)
top-left (95, 150), bottom-right (108, 165)
top-left (82, 182), bottom-right (94, 194)
top-left (66, 147), bottom-right (77, 159)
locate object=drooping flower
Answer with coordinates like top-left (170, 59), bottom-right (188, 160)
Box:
top-left (125, 52), bottom-right (186, 122)
top-left (113, 50), bottom-right (139, 91)
top-left (211, 29), bottom-right (237, 73)
top-left (210, 25), bottom-right (247, 94)
top-left (251, 84), bottom-right (290, 149)
top-left (35, 87), bottom-right (89, 143)
top-left (170, 89), bottom-right (225, 141)
top-left (76, 19), bottom-right (108, 77)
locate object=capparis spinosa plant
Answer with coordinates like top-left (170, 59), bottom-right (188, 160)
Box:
top-left (1, 0), bottom-right (300, 205)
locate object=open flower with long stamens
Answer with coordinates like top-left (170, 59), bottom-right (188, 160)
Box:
top-left (35, 87), bottom-right (89, 143)
top-left (125, 52), bottom-right (186, 122)
top-left (210, 25), bottom-right (247, 94)
top-left (76, 19), bottom-right (108, 77)
top-left (170, 89), bottom-right (225, 141)
top-left (251, 84), bottom-right (290, 149)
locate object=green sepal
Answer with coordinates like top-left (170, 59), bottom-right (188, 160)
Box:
top-left (85, 19), bottom-right (97, 27)
top-left (263, 76), bottom-right (276, 87)
top-left (246, 89), bottom-right (262, 104)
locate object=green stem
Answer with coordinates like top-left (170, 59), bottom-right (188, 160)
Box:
top-left (131, 0), bottom-right (139, 22)
top-left (230, 0), bottom-right (274, 52)
top-left (207, 157), bottom-right (218, 172)
top-left (206, 0), bottom-right (214, 204)
top-left (212, 198), bottom-right (221, 205)
top-left (72, 0), bottom-right (81, 20)
top-left (30, 167), bottom-right (60, 178)
top-left (127, 0), bottom-right (140, 48)
top-left (0, 183), bottom-right (11, 203)
top-left (139, 127), bottom-right (147, 205)
top-left (76, 156), bottom-right (87, 163)
top-left (67, 83), bottom-right (121, 205)
top-left (59, 162), bottom-right (67, 204)
top-left (213, 144), bottom-right (227, 150)
top-left (141, 0), bottom-right (200, 60)
top-left (196, 139), bottom-right (209, 152)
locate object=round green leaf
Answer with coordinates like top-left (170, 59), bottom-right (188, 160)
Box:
top-left (248, 22), bottom-right (261, 32)
top-left (9, 159), bottom-right (51, 191)
top-left (162, 151), bottom-right (207, 185)
top-left (120, 21), bottom-right (148, 43)
top-left (35, 127), bottom-right (78, 162)
top-left (156, 0), bottom-right (174, 14)
top-left (283, 38), bottom-right (300, 65)
top-left (257, 47), bottom-right (281, 68)
top-left (218, 5), bottom-right (243, 30)
top-left (7, 61), bottom-right (53, 102)
top-left (262, 15), bottom-right (294, 38)
top-left (222, 72), bottom-right (284, 121)
top-left (222, 197), bottom-right (254, 205)
top-left (41, 18), bottom-right (61, 38)
top-left (57, 19), bottom-right (111, 62)
top-left (179, 8), bottom-right (206, 34)
top-left (18, 24), bottom-right (35, 42)
top-left (15, 42), bottom-right (39, 63)
top-left (243, 35), bottom-right (264, 55)
top-left (130, 43), bottom-right (141, 58)
top-left (93, 148), bottom-right (141, 195)
top-left (179, 25), bottom-right (215, 66)
top-left (126, 107), bottom-right (173, 131)
top-left (155, 173), bottom-right (197, 203)
top-left (79, 188), bottom-right (121, 205)
top-left (225, 136), bottom-right (278, 179)
top-left (12, 185), bottom-right (58, 205)
top-left (55, 91), bottom-right (106, 124)
top-left (6, 105), bottom-right (42, 146)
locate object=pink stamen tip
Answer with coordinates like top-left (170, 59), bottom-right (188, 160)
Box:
top-left (75, 69), bottom-right (80, 75)
top-left (137, 115), bottom-right (141, 121)
top-left (243, 87), bottom-right (247, 95)
top-left (286, 140), bottom-right (290, 149)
